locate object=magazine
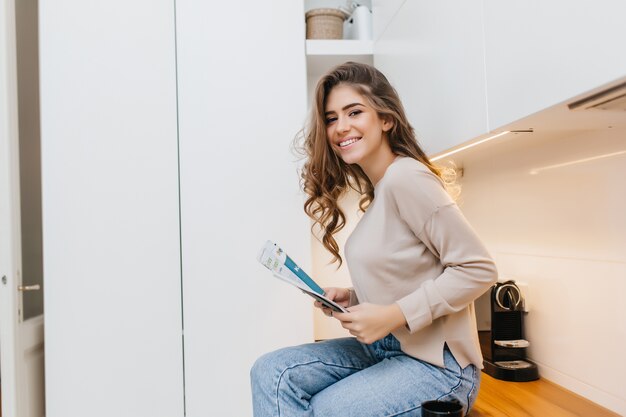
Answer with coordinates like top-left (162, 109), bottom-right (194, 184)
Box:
top-left (257, 240), bottom-right (349, 313)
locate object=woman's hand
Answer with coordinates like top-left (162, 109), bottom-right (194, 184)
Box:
top-left (314, 287), bottom-right (351, 317)
top-left (333, 303), bottom-right (407, 345)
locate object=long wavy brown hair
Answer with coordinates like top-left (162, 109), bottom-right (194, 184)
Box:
top-left (296, 62), bottom-right (452, 266)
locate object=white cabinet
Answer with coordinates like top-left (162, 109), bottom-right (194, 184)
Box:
top-left (374, 0), bottom-right (626, 155)
top-left (372, 0), bottom-right (408, 41)
top-left (175, 1), bottom-right (313, 416)
top-left (40, 1), bottom-right (313, 416)
top-left (374, 0), bottom-right (488, 155)
top-left (39, 1), bottom-right (184, 416)
top-left (483, 0), bottom-right (626, 129)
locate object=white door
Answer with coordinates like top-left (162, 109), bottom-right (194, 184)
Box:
top-left (1, 2), bottom-right (46, 417)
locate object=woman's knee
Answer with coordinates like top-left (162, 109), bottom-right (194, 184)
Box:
top-left (250, 347), bottom-right (296, 386)
top-left (251, 351), bottom-right (277, 385)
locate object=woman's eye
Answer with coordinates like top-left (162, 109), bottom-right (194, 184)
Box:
top-left (325, 117), bottom-right (337, 125)
top-left (349, 110), bottom-right (362, 117)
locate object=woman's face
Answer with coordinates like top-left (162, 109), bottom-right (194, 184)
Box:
top-left (324, 84), bottom-right (393, 167)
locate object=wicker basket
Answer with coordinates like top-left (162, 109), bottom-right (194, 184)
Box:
top-left (305, 8), bottom-right (346, 40)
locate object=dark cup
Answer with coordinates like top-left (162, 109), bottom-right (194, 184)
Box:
top-left (421, 400), bottom-right (463, 417)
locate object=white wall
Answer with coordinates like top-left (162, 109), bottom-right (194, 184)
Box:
top-left (457, 128), bottom-right (626, 415)
top-left (311, 190), bottom-right (359, 340)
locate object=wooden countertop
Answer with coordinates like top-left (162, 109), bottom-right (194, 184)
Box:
top-left (470, 373), bottom-right (620, 417)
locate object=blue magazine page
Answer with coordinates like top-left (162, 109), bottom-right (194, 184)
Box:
top-left (257, 240), bottom-right (348, 313)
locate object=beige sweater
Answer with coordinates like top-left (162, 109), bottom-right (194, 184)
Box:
top-left (345, 156), bottom-right (498, 369)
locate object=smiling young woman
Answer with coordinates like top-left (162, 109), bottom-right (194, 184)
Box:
top-left (323, 84), bottom-right (395, 181)
top-left (250, 62), bottom-right (497, 417)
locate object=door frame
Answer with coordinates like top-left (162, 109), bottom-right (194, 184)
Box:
top-left (1, 0), bottom-right (26, 415)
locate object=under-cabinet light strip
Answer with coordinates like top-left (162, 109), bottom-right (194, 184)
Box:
top-left (529, 150), bottom-right (626, 175)
top-left (430, 131), bottom-right (510, 161)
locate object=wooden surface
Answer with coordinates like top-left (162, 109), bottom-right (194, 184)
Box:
top-left (470, 373), bottom-right (620, 417)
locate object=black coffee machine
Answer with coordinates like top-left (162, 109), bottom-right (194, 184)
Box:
top-left (477, 280), bottom-right (539, 381)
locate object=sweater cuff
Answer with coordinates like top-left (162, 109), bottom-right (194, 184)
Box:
top-left (396, 286), bottom-right (433, 334)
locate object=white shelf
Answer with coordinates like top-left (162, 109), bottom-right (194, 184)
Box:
top-left (305, 39), bottom-right (374, 56)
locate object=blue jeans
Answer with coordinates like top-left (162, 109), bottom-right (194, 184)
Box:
top-left (250, 335), bottom-right (480, 417)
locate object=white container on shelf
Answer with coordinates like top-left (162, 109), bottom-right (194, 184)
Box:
top-left (343, 5), bottom-right (372, 40)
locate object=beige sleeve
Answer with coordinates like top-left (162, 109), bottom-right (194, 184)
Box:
top-left (387, 167), bottom-right (498, 334)
top-left (395, 204), bottom-right (498, 333)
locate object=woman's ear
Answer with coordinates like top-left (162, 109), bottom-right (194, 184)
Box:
top-left (382, 115), bottom-right (394, 132)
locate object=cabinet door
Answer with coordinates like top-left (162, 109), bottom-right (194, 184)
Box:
top-left (483, 0), bottom-right (626, 129)
top-left (374, 0), bottom-right (489, 155)
top-left (372, 0), bottom-right (408, 41)
top-left (175, 1), bottom-right (312, 416)
top-left (39, 1), bottom-right (184, 416)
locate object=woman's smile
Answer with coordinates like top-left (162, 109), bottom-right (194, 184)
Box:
top-left (338, 136), bottom-right (362, 148)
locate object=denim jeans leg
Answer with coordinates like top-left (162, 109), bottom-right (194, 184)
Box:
top-left (309, 341), bottom-right (480, 417)
top-left (251, 336), bottom-right (480, 417)
top-left (250, 337), bottom-right (377, 417)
